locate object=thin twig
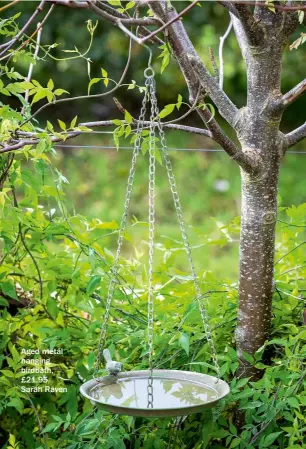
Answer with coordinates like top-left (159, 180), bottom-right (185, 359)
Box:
top-left (0, 4), bottom-right (55, 63)
top-left (10, 184), bottom-right (44, 301)
top-left (0, 0), bottom-right (20, 13)
top-left (0, 0), bottom-right (46, 56)
top-left (18, 32), bottom-right (133, 128)
top-left (22, 24), bottom-right (43, 115)
top-left (88, 1), bottom-right (158, 26)
top-left (25, 393), bottom-right (48, 449)
top-left (275, 240), bottom-right (306, 266)
top-left (140, 0), bottom-right (199, 44)
top-left (219, 18), bottom-right (233, 90)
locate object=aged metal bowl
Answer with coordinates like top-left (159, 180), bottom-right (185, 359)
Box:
top-left (80, 369), bottom-right (230, 417)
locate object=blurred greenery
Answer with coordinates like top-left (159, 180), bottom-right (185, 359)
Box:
top-left (3, 2), bottom-right (306, 281)
top-left (1, 3), bottom-right (306, 448)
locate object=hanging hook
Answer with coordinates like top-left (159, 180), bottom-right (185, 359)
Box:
top-left (143, 44), bottom-right (155, 79)
top-left (135, 23), bottom-right (154, 78)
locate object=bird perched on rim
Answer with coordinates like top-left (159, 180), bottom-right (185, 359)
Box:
top-left (103, 349), bottom-right (122, 376)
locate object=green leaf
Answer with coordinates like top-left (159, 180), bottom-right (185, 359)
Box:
top-left (187, 361), bottom-right (218, 372)
top-left (229, 438), bottom-right (240, 448)
top-left (124, 110), bottom-right (133, 124)
top-left (297, 329), bottom-right (306, 340)
top-left (178, 332), bottom-right (189, 355)
top-left (158, 44), bottom-right (170, 74)
top-left (47, 298), bottom-right (59, 319)
top-left (101, 68), bottom-right (108, 78)
top-left (32, 90), bottom-right (47, 104)
top-left (112, 119), bottom-right (124, 126)
top-left (242, 351), bottom-right (254, 364)
top-left (86, 275), bottom-right (101, 295)
top-left (58, 119), bottom-right (66, 131)
top-left (75, 418), bottom-right (99, 436)
top-left (176, 94), bottom-right (183, 110)
top-left (1, 369), bottom-right (15, 377)
top-left (0, 297), bottom-right (9, 306)
top-left (229, 422), bottom-right (237, 436)
top-left (8, 343), bottom-right (20, 364)
top-left (7, 397), bottom-right (24, 414)
top-left (126, 1), bottom-right (135, 9)
top-left (47, 79), bottom-right (54, 90)
top-left (54, 88), bottom-right (69, 96)
top-left (1, 281), bottom-right (18, 300)
top-left (70, 116), bottom-right (77, 128)
top-left (41, 422), bottom-right (58, 433)
top-left (9, 434), bottom-right (15, 446)
top-left (88, 78), bottom-right (101, 95)
top-left (159, 103), bottom-right (175, 119)
top-left (287, 397), bottom-right (300, 408)
top-left (262, 432), bottom-right (283, 447)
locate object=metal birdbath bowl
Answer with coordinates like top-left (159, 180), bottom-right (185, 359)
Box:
top-left (80, 369), bottom-right (230, 417)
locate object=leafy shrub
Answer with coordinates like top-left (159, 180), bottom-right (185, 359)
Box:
top-left (0, 149), bottom-right (305, 449)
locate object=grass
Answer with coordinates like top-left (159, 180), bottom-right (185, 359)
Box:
top-left (50, 130), bottom-right (306, 282)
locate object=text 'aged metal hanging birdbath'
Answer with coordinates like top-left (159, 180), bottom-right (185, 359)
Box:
top-left (80, 61), bottom-right (230, 418)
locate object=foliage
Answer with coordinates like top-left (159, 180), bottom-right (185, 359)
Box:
top-left (0, 4), bottom-right (306, 449)
top-left (0, 142), bottom-right (305, 447)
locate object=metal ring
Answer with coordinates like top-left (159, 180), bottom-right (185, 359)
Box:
top-left (144, 67), bottom-right (155, 78)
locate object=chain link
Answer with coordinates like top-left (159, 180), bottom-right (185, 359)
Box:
top-left (95, 82), bottom-right (149, 375)
top-left (147, 74), bottom-right (156, 408)
top-left (95, 64), bottom-right (220, 389)
top-left (150, 84), bottom-right (221, 379)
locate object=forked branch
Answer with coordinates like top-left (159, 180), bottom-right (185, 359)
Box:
top-left (217, 0), bottom-right (265, 47)
top-left (147, 0), bottom-right (256, 173)
top-left (233, 1), bottom-right (265, 47)
top-left (0, 0), bottom-right (46, 57)
top-left (270, 78), bottom-right (306, 114)
top-left (188, 54), bottom-right (239, 127)
top-left (285, 122), bottom-right (306, 149)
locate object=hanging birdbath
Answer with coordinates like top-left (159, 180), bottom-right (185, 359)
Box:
top-left (80, 60), bottom-right (230, 418)
top-left (80, 366), bottom-right (229, 418)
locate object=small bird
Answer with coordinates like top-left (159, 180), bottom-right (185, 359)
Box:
top-left (103, 349), bottom-right (123, 376)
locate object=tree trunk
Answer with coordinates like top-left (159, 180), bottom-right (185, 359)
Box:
top-left (235, 25), bottom-right (285, 377)
top-left (236, 161), bottom-right (280, 378)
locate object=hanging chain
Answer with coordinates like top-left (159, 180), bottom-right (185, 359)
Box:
top-left (95, 81), bottom-right (149, 375)
top-left (146, 69), bottom-right (156, 408)
top-left (150, 82), bottom-right (221, 379)
top-left (94, 61), bottom-right (220, 388)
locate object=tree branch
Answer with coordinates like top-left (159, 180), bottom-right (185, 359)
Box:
top-left (22, 24), bottom-right (43, 114)
top-left (47, 0), bottom-right (164, 44)
top-left (188, 53), bottom-right (239, 128)
top-left (231, 1), bottom-right (306, 11)
top-left (88, 1), bottom-right (158, 26)
top-left (0, 0), bottom-right (46, 57)
top-left (197, 106), bottom-right (256, 173)
top-left (1, 121), bottom-right (214, 155)
top-left (216, 1), bottom-right (240, 17)
top-left (219, 18), bottom-right (233, 89)
top-left (270, 78), bottom-right (306, 114)
top-left (285, 122), bottom-right (306, 149)
top-left (140, 0), bottom-right (199, 44)
top-left (148, 0), bottom-right (256, 174)
top-left (233, 1), bottom-right (265, 47)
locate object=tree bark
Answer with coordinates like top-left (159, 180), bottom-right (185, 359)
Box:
top-left (237, 161), bottom-right (280, 378)
top-left (235, 19), bottom-right (285, 377)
